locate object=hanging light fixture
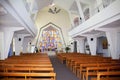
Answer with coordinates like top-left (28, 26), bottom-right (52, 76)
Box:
top-left (48, 7), bottom-right (61, 14)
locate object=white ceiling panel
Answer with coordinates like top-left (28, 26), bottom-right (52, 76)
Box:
top-left (0, 13), bottom-right (22, 27)
top-left (36, 0), bottom-right (53, 10)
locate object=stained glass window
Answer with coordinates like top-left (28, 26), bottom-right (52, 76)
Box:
top-left (39, 26), bottom-right (62, 51)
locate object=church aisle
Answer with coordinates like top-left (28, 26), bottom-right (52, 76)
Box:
top-left (49, 54), bottom-right (79, 80)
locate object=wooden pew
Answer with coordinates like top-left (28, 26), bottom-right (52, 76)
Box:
top-left (70, 57), bottom-right (111, 72)
top-left (0, 53), bottom-right (56, 80)
top-left (69, 56), bottom-right (116, 74)
top-left (82, 66), bottom-right (120, 80)
top-left (3, 61), bottom-right (51, 64)
top-left (91, 71), bottom-right (120, 80)
top-left (77, 62), bottom-right (120, 79)
top-left (57, 53), bottom-right (82, 64)
top-left (0, 63), bottom-right (52, 68)
top-left (72, 59), bottom-right (112, 76)
top-left (0, 67), bottom-right (54, 73)
top-left (0, 72), bottom-right (56, 80)
top-left (65, 55), bottom-right (111, 70)
top-left (57, 53), bottom-right (120, 80)
top-left (77, 63), bottom-right (98, 78)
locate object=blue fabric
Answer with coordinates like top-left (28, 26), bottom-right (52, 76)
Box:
top-left (8, 44), bottom-right (13, 57)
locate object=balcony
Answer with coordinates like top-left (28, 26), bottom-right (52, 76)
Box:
top-left (69, 0), bottom-right (120, 37)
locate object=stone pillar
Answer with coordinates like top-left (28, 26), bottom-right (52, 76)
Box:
top-left (87, 36), bottom-right (97, 55)
top-left (106, 31), bottom-right (120, 59)
top-left (78, 38), bottom-right (85, 53)
top-left (0, 32), bottom-right (5, 60)
top-left (14, 34), bottom-right (24, 55)
top-left (0, 29), bottom-right (14, 60)
top-left (4, 30), bottom-right (14, 59)
top-left (96, 28), bottom-right (120, 59)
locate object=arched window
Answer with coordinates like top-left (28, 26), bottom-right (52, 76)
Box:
top-left (74, 17), bottom-right (79, 26)
top-left (84, 8), bottom-right (90, 20)
top-left (40, 26), bottom-right (62, 51)
top-left (37, 23), bottom-right (65, 52)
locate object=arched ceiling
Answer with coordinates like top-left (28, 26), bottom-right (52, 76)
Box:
top-left (37, 4), bottom-right (66, 15)
top-left (35, 0), bottom-right (53, 10)
top-left (0, 0), bottom-right (97, 37)
top-left (0, 3), bottom-right (22, 27)
top-left (31, 0), bottom-right (96, 13)
top-left (33, 0), bottom-right (74, 11)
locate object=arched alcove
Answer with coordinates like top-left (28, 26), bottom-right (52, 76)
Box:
top-left (36, 22), bottom-right (66, 52)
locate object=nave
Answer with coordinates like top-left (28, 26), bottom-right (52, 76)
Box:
top-left (0, 52), bottom-right (56, 80)
top-left (0, 0), bottom-right (120, 80)
top-left (49, 54), bottom-right (79, 80)
top-left (1, 52), bottom-right (120, 80)
top-left (57, 52), bottom-right (120, 80)
top-left (0, 52), bottom-right (79, 80)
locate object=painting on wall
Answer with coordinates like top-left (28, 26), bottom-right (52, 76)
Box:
top-left (102, 38), bottom-right (108, 49)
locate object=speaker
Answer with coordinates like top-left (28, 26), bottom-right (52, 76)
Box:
top-left (18, 38), bottom-right (21, 41)
top-left (91, 38), bottom-right (93, 41)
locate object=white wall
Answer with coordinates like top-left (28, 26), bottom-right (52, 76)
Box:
top-left (75, 38), bottom-right (85, 53)
top-left (22, 37), bottom-right (32, 53)
top-left (4, 30), bottom-right (14, 59)
top-left (14, 34), bottom-right (24, 55)
top-left (84, 39), bottom-right (90, 54)
top-left (96, 0), bottom-right (104, 11)
top-left (97, 37), bottom-right (110, 57)
top-left (76, 40), bottom-right (80, 53)
top-left (79, 39), bottom-right (85, 53)
top-left (35, 7), bottom-right (71, 46)
top-left (106, 31), bottom-right (120, 59)
top-left (0, 32), bottom-right (4, 60)
top-left (89, 0), bottom-right (97, 17)
top-left (117, 32), bottom-right (120, 58)
top-left (87, 36), bottom-right (97, 55)
top-left (0, 30), bottom-right (14, 60)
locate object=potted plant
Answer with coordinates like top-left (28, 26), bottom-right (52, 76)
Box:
top-left (65, 46), bottom-right (70, 53)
